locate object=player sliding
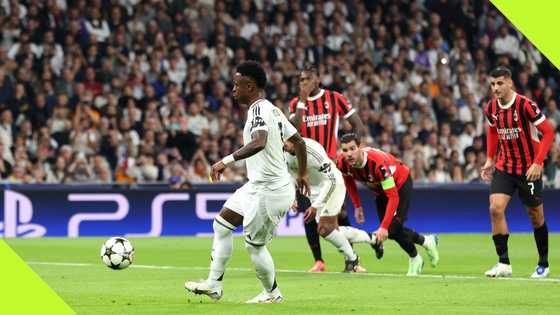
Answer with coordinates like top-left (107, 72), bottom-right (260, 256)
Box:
top-left (185, 61), bottom-right (309, 303)
top-left (284, 137), bottom-right (381, 272)
top-left (337, 134), bottom-right (439, 276)
top-left (481, 66), bottom-right (555, 278)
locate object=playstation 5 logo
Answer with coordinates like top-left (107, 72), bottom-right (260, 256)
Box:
top-left (0, 190), bottom-right (46, 237)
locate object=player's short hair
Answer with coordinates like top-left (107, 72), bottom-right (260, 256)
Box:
top-left (302, 62), bottom-right (319, 76)
top-left (340, 133), bottom-right (360, 146)
top-left (490, 66), bottom-right (512, 79)
top-left (236, 60), bottom-right (267, 89)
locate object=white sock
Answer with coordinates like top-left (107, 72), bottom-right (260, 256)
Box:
top-left (207, 216), bottom-right (235, 283)
top-left (245, 243), bottom-right (277, 292)
top-left (422, 235), bottom-right (430, 247)
top-left (338, 226), bottom-right (373, 244)
top-left (410, 254), bottom-right (421, 261)
top-left (325, 229), bottom-right (357, 261)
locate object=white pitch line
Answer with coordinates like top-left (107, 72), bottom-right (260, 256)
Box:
top-left (26, 261), bottom-right (560, 283)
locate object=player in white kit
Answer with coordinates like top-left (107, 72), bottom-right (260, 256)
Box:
top-left (185, 61), bottom-right (309, 303)
top-left (284, 138), bottom-right (377, 272)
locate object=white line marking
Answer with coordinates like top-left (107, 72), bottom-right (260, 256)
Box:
top-left (27, 261), bottom-right (560, 283)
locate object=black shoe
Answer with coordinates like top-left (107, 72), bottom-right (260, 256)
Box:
top-left (368, 232), bottom-right (384, 259)
top-left (344, 256), bottom-right (360, 273)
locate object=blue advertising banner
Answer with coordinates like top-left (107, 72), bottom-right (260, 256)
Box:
top-left (1, 184), bottom-right (559, 237)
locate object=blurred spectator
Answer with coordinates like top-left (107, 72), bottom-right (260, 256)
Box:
top-left (187, 150), bottom-right (211, 184)
top-left (0, 0), bottom-right (556, 187)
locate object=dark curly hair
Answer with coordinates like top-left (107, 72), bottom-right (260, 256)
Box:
top-left (236, 60), bottom-right (267, 89)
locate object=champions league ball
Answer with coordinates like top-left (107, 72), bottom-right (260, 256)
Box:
top-left (100, 237), bottom-right (135, 270)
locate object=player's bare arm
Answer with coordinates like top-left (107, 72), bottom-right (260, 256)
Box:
top-left (211, 130), bottom-right (268, 180)
top-left (354, 206), bottom-right (365, 224)
top-left (482, 102), bottom-right (499, 182)
top-left (481, 124), bottom-right (497, 182)
top-left (287, 132), bottom-right (310, 196)
top-left (346, 112), bottom-right (366, 138)
top-left (481, 158), bottom-right (495, 182)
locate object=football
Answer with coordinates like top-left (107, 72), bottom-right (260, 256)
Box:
top-left (100, 237), bottom-right (135, 270)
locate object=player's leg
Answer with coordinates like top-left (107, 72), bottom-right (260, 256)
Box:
top-left (375, 189), bottom-right (423, 276)
top-left (337, 206), bottom-right (352, 226)
top-left (387, 218), bottom-right (424, 276)
top-left (318, 215), bottom-right (356, 270)
top-left (519, 177), bottom-right (549, 278)
top-left (185, 184), bottom-right (248, 300)
top-left (316, 183), bottom-right (366, 272)
top-left (377, 179), bottom-right (426, 276)
top-left (485, 170), bottom-right (514, 277)
top-left (337, 217), bottom-right (384, 259)
top-left (185, 207), bottom-right (243, 300)
top-left (244, 184), bottom-right (294, 303)
top-left (298, 190), bottom-right (324, 272)
top-left (208, 208), bottom-right (242, 282)
top-left (398, 176), bottom-right (439, 267)
top-left (338, 225), bottom-right (373, 243)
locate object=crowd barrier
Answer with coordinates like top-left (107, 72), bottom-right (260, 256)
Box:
top-left (1, 183), bottom-right (558, 237)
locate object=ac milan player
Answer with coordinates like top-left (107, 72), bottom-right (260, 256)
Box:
top-left (481, 66), bottom-right (555, 278)
top-left (337, 133), bottom-right (439, 276)
top-left (289, 64), bottom-right (366, 272)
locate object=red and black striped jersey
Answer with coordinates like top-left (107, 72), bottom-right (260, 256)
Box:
top-left (337, 147), bottom-right (410, 193)
top-left (289, 89), bottom-right (355, 159)
top-left (484, 92), bottom-right (547, 176)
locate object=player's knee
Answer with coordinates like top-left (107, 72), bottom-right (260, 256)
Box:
top-left (244, 241), bottom-right (254, 252)
top-left (244, 241), bottom-right (264, 255)
top-left (527, 207), bottom-right (543, 223)
top-left (387, 220), bottom-right (403, 240)
top-left (213, 217), bottom-right (234, 237)
top-left (489, 202), bottom-right (506, 220)
top-left (317, 223), bottom-right (335, 237)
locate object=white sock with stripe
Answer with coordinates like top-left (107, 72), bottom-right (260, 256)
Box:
top-left (207, 216), bottom-right (235, 283)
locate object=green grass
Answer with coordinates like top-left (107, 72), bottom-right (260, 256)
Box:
top-left (7, 234), bottom-right (560, 315)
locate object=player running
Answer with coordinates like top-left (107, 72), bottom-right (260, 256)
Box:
top-left (337, 133), bottom-right (439, 276)
top-left (481, 66), bottom-right (555, 278)
top-left (185, 61), bottom-right (309, 303)
top-left (284, 137), bottom-right (379, 272)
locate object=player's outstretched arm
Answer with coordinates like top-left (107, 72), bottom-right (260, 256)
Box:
top-left (288, 132), bottom-right (310, 195)
top-left (211, 130), bottom-right (268, 180)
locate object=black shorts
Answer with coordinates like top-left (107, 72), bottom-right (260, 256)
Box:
top-left (490, 170), bottom-right (543, 207)
top-left (375, 175), bottom-right (412, 223)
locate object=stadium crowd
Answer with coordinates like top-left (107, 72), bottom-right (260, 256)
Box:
top-left (0, 0), bottom-right (559, 187)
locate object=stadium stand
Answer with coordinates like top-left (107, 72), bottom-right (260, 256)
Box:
top-left (0, 0), bottom-right (558, 187)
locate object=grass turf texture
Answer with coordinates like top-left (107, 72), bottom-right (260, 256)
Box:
top-left (7, 234), bottom-right (560, 315)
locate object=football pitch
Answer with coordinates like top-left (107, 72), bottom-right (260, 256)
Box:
top-left (7, 234), bottom-right (560, 315)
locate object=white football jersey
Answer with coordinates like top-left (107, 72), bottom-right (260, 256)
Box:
top-left (244, 98), bottom-right (297, 190)
top-left (285, 138), bottom-right (344, 208)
